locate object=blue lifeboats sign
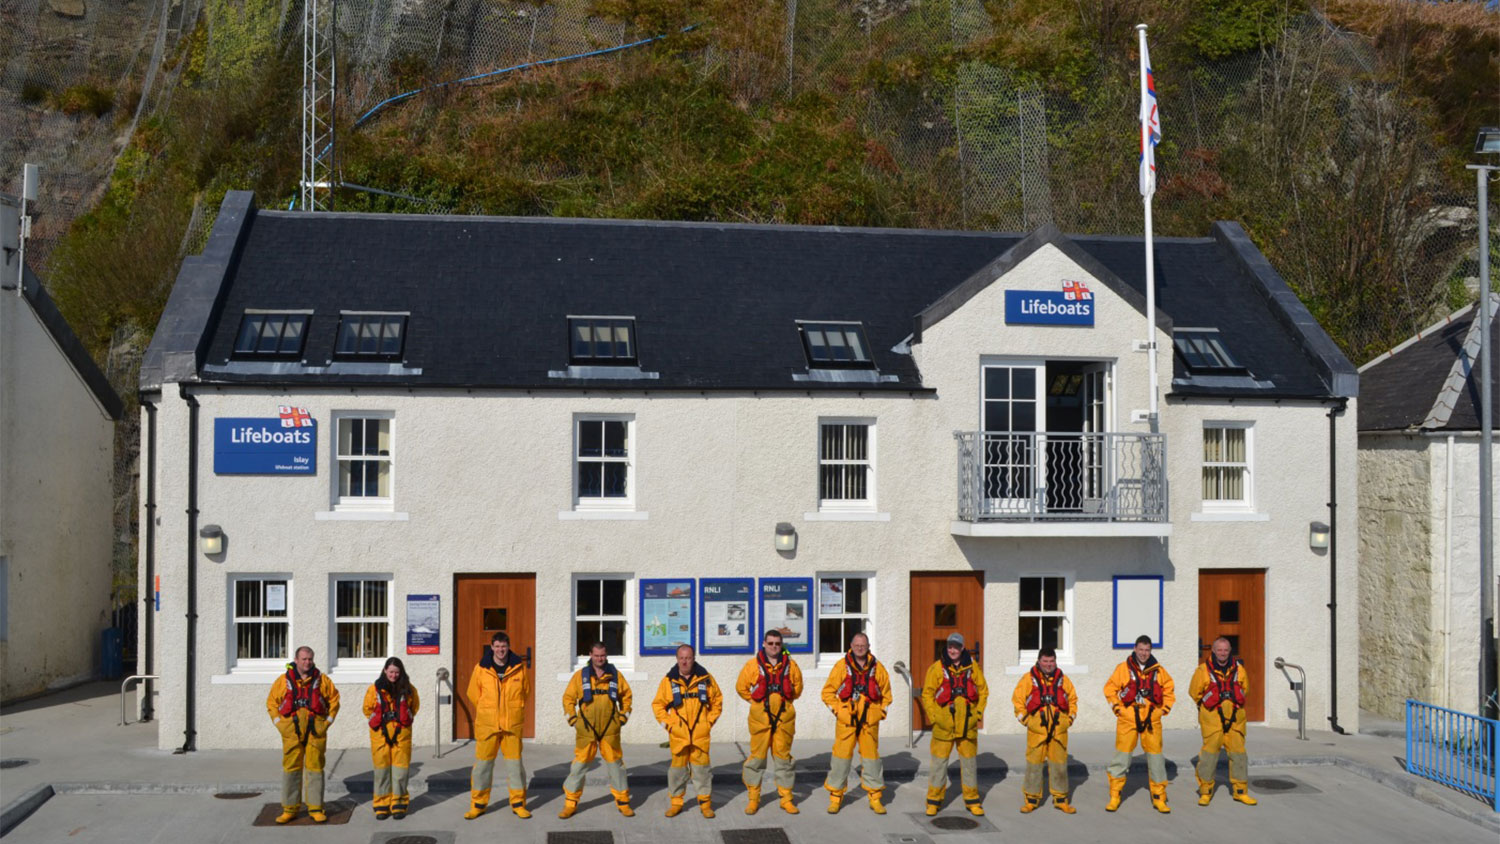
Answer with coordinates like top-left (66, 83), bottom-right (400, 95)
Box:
top-left (214, 407), bottom-right (317, 474)
top-left (1005, 279), bottom-right (1095, 326)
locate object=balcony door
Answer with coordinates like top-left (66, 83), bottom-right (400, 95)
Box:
top-left (1044, 361), bottom-right (1111, 512)
top-left (981, 362), bottom-right (1046, 514)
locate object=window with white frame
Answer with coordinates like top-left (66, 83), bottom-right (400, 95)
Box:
top-left (817, 575), bottom-right (872, 661)
top-left (233, 576), bottom-right (290, 666)
top-left (818, 421), bottom-right (874, 510)
top-left (574, 577), bottom-right (629, 659)
top-left (1018, 575), bottom-right (1072, 662)
top-left (1202, 423), bottom-right (1252, 509)
top-left (335, 414), bottom-right (393, 508)
top-left (334, 577), bottom-right (391, 662)
top-left (575, 416), bottom-right (634, 508)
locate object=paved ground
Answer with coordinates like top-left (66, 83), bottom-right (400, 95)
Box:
top-left (2, 684), bottom-right (1496, 842)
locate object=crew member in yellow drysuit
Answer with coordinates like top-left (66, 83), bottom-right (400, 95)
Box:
top-left (822, 632), bottom-right (892, 815)
top-left (362, 656), bottom-right (419, 819)
top-left (652, 644), bottom-right (724, 818)
top-left (1103, 635), bottom-right (1175, 813)
top-left (465, 631), bottom-right (532, 820)
top-left (1189, 636), bottom-right (1258, 807)
top-left (922, 633), bottom-right (989, 816)
top-left (558, 641), bottom-right (634, 818)
top-left (1011, 647), bottom-right (1077, 814)
top-left (267, 646), bottom-right (340, 824)
top-left (736, 629), bottom-right (804, 815)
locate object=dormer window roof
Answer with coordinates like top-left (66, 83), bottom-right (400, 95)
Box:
top-left (569, 316), bottom-right (636, 365)
top-left (334, 312), bottom-right (408, 361)
top-left (798, 321), bottom-right (874, 369)
top-left (232, 311), bottom-right (310, 359)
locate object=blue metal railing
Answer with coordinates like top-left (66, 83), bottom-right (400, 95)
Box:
top-left (1405, 699), bottom-right (1499, 811)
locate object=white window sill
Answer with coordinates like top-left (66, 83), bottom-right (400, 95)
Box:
top-left (212, 671), bottom-right (285, 685)
top-left (802, 511), bottom-right (891, 522)
top-left (315, 511), bottom-right (409, 521)
top-left (330, 668), bottom-right (381, 686)
top-left (559, 510), bottom-right (649, 521)
top-left (1189, 511), bottom-right (1268, 522)
top-left (1004, 663), bottom-right (1089, 675)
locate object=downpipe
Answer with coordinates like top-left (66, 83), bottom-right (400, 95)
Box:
top-left (174, 386), bottom-right (199, 753)
top-left (1327, 398), bottom-right (1348, 735)
top-left (142, 397), bottom-right (157, 722)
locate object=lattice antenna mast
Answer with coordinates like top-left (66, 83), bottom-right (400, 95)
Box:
top-left (300, 0), bottom-right (337, 211)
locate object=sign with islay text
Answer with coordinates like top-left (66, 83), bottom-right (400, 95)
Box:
top-left (213, 407), bottom-right (317, 474)
top-left (1005, 280), bottom-right (1095, 326)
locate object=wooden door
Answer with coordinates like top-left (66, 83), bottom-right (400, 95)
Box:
top-left (454, 574), bottom-right (536, 739)
top-left (910, 571), bottom-right (984, 729)
top-left (1197, 570), bottom-right (1265, 721)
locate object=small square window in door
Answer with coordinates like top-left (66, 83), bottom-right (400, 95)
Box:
top-left (483, 608), bottom-right (507, 631)
top-left (1219, 601), bottom-right (1240, 624)
top-left (934, 604), bottom-right (957, 626)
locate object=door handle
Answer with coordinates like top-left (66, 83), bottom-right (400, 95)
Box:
top-left (972, 640), bottom-right (981, 659)
top-left (523, 646), bottom-right (533, 669)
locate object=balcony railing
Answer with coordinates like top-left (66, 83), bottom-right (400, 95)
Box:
top-left (954, 431), bottom-right (1167, 522)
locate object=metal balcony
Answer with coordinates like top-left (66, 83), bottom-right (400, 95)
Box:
top-left (952, 431), bottom-right (1170, 537)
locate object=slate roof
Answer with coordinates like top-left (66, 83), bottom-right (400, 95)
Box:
top-left (141, 191), bottom-right (1355, 400)
top-left (1359, 297), bottom-right (1499, 432)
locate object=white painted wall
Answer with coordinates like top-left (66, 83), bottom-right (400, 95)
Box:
top-left (141, 242), bottom-right (1359, 749)
top-left (0, 290), bottom-right (116, 701)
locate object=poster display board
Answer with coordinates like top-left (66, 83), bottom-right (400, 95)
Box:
top-left (640, 579), bottom-right (696, 655)
top-left (1112, 575), bottom-right (1164, 649)
top-left (406, 594), bottom-right (440, 654)
top-left (758, 578), bottom-right (813, 654)
top-left (699, 578), bottom-right (754, 654)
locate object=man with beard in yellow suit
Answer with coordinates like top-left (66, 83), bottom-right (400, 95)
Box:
top-left (267, 646), bottom-right (340, 824)
top-left (652, 644), bottom-right (724, 818)
top-left (736, 629), bottom-right (804, 815)
top-left (465, 631), bottom-right (532, 820)
top-left (1189, 636), bottom-right (1258, 807)
top-left (558, 641), bottom-right (635, 818)
top-left (922, 633), bottom-right (989, 816)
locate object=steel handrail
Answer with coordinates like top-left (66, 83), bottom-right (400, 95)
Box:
top-left (120, 675), bottom-right (160, 726)
top-left (1274, 657), bottom-right (1308, 740)
top-left (434, 667), bottom-right (455, 758)
top-left (891, 660), bottom-right (922, 748)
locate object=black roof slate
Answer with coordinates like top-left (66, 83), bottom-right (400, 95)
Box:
top-left (1359, 302), bottom-right (1499, 432)
top-left (141, 192), bottom-right (1354, 400)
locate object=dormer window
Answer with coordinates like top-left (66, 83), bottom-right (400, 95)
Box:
top-left (1174, 329), bottom-right (1244, 374)
top-left (570, 317), bottom-right (636, 365)
top-left (799, 321), bottom-right (874, 368)
top-left (232, 311), bottom-right (310, 359)
top-left (334, 313), bottom-right (408, 362)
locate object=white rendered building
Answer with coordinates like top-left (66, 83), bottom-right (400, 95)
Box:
top-left (137, 192), bottom-right (1358, 749)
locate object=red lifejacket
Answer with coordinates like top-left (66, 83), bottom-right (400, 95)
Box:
top-left (1119, 658), bottom-right (1165, 707)
top-left (749, 651), bottom-right (791, 703)
top-left (933, 652), bottom-right (979, 707)
top-left (367, 688), bottom-right (415, 729)
top-left (279, 666), bottom-right (328, 717)
top-left (1199, 659), bottom-right (1246, 710)
top-left (1024, 666), bottom-right (1069, 715)
top-left (836, 653), bottom-right (882, 702)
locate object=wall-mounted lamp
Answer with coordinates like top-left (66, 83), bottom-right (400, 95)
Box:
top-left (1308, 521), bottom-right (1330, 551)
top-left (775, 522), bottom-right (797, 553)
top-left (199, 524), bottom-right (224, 556)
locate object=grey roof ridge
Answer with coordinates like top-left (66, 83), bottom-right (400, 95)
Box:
top-left (139, 191), bottom-right (258, 392)
top-left (1358, 301), bottom-right (1477, 373)
top-left (14, 264), bottom-right (124, 420)
top-left (911, 222), bottom-right (1173, 344)
top-left (1210, 221), bottom-right (1357, 398)
top-left (254, 205), bottom-right (1218, 244)
top-left (1421, 292), bottom-right (1497, 430)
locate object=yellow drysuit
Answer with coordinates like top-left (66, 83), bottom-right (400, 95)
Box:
top-left (1189, 657), bottom-right (1252, 799)
top-left (922, 653), bottom-right (989, 812)
top-left (736, 652), bottom-right (804, 798)
top-left (652, 664), bottom-right (724, 810)
top-left (362, 683), bottom-right (420, 815)
top-left (1011, 667), bottom-right (1077, 806)
top-left (821, 652), bottom-right (892, 801)
top-left (266, 667), bottom-right (340, 816)
top-left (467, 649), bottom-right (531, 814)
top-left (561, 663), bottom-right (634, 812)
top-left (1103, 656), bottom-right (1175, 805)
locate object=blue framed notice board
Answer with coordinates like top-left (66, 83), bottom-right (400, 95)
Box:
top-left (640, 579), bottom-right (695, 656)
top-left (699, 578), bottom-right (755, 655)
top-left (1112, 575), bottom-right (1164, 649)
top-left (758, 578), bottom-right (814, 655)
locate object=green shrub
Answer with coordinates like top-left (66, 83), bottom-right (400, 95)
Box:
top-left (54, 84), bottom-right (115, 117)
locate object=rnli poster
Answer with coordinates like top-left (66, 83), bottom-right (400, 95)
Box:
top-left (640, 579), bottom-right (695, 655)
top-left (759, 578), bottom-right (813, 654)
top-left (699, 578), bottom-right (754, 655)
top-left (406, 594), bottom-right (440, 654)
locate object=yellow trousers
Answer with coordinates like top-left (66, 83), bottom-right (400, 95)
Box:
top-left (667, 746), bottom-right (712, 802)
top-left (562, 732), bottom-right (630, 805)
top-left (370, 727), bottom-right (413, 812)
top-left (926, 735), bottom-right (979, 811)
top-left (1107, 709), bottom-right (1166, 783)
top-left (825, 722), bottom-right (883, 794)
top-left (471, 730), bottom-right (526, 809)
top-left (743, 718), bottom-right (796, 790)
top-left (1195, 705), bottom-right (1249, 790)
top-left (279, 714), bottom-right (327, 811)
top-left (1022, 723), bottom-right (1070, 799)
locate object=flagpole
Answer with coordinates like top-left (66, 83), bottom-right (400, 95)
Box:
top-left (1137, 23), bottom-right (1159, 430)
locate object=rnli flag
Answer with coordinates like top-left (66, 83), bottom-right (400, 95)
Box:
top-left (1139, 40), bottom-right (1161, 197)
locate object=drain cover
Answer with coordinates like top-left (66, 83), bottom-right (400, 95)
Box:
top-left (370, 834), bottom-right (453, 844)
top-left (884, 835), bottom-right (933, 844)
top-left (0, 759), bottom-right (31, 769)
top-left (547, 833), bottom-right (613, 844)
top-left (1251, 777), bottom-right (1297, 791)
top-left (930, 817), bottom-right (980, 831)
top-left (213, 791), bottom-right (261, 799)
top-left (384, 837), bottom-right (440, 844)
top-left (721, 830), bottom-right (791, 844)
